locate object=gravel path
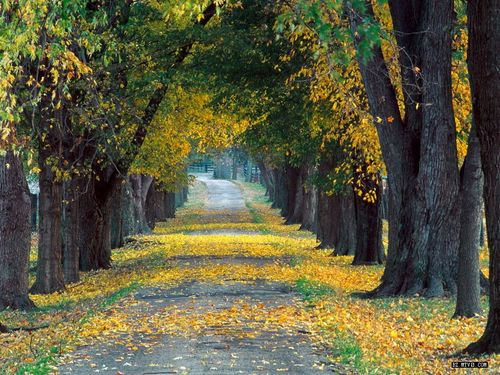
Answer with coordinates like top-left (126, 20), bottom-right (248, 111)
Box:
top-left (58, 176), bottom-right (345, 374)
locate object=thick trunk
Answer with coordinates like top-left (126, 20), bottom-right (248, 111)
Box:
top-left (0, 151), bottom-right (34, 309)
top-left (31, 138), bottom-right (65, 294)
top-left (301, 181), bottom-right (318, 232)
top-left (349, 0), bottom-right (460, 297)
top-left (129, 174), bottom-right (153, 234)
top-left (166, 192), bottom-right (176, 218)
top-left (258, 162), bottom-right (273, 199)
top-left (145, 181), bottom-right (157, 230)
top-left (271, 167), bottom-right (287, 211)
top-left (79, 176), bottom-right (119, 271)
top-left (465, 0), bottom-right (500, 354)
top-left (352, 174), bottom-right (384, 265)
top-left (331, 193), bottom-right (357, 255)
top-left (286, 165), bottom-right (304, 224)
top-left (62, 177), bottom-right (81, 284)
top-left (110, 185), bottom-right (124, 249)
top-left (454, 126), bottom-right (483, 318)
top-left (153, 190), bottom-right (167, 221)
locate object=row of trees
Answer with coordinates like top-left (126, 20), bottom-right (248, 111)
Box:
top-left (0, 0), bottom-right (498, 355)
top-left (0, 0), bottom-right (244, 310)
top-left (185, 0), bottom-right (498, 353)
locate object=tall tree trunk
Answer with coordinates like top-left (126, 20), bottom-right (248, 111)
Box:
top-left (454, 125), bottom-right (483, 318)
top-left (287, 165), bottom-right (304, 224)
top-left (166, 192), bottom-right (176, 218)
top-left (331, 193), bottom-right (357, 255)
top-left (62, 177), bottom-right (81, 284)
top-left (79, 175), bottom-right (120, 271)
top-left (110, 185), bottom-right (124, 249)
top-left (348, 0), bottom-right (460, 297)
top-left (465, 0), bottom-right (500, 354)
top-left (129, 174), bottom-right (153, 234)
top-left (271, 167), bottom-right (287, 211)
top-left (145, 181), bottom-right (158, 230)
top-left (352, 173), bottom-right (384, 265)
top-left (31, 136), bottom-right (65, 294)
top-left (0, 151), bottom-right (34, 309)
top-left (300, 165), bottom-right (318, 232)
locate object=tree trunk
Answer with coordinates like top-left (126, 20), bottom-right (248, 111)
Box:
top-left (348, 0), bottom-right (460, 297)
top-left (352, 174), bottom-right (384, 265)
top-left (62, 177), bottom-right (81, 284)
top-left (0, 151), bottom-right (34, 309)
top-left (166, 192), bottom-right (176, 218)
top-left (301, 173), bottom-right (318, 233)
top-left (145, 181), bottom-right (158, 230)
top-left (110, 185), bottom-right (124, 249)
top-left (79, 175), bottom-right (119, 271)
top-left (464, 0), bottom-right (500, 354)
top-left (129, 174), bottom-right (153, 234)
top-left (271, 167), bottom-right (287, 212)
top-left (286, 165), bottom-right (304, 224)
top-left (31, 137), bottom-right (65, 294)
top-left (454, 125), bottom-right (483, 318)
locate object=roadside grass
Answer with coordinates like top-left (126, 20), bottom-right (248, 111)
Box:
top-left (296, 277), bottom-right (336, 303)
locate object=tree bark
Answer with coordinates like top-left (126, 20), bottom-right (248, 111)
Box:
top-left (166, 192), bottom-right (176, 218)
top-left (464, 0), bottom-right (500, 354)
top-left (300, 165), bottom-right (318, 232)
top-left (348, 0), bottom-right (460, 297)
top-left (286, 164), bottom-right (304, 224)
top-left (454, 125), bottom-right (483, 318)
top-left (352, 173), bottom-right (384, 265)
top-left (62, 177), bottom-right (81, 284)
top-left (110, 183), bottom-right (124, 249)
top-left (0, 151), bottom-right (34, 309)
top-left (129, 174), bottom-right (153, 234)
top-left (145, 180), bottom-right (158, 230)
top-left (79, 175), bottom-right (120, 271)
top-left (31, 133), bottom-right (65, 294)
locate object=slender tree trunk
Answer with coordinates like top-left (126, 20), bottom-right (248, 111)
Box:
top-left (300, 165), bottom-right (318, 232)
top-left (454, 125), bottom-right (483, 318)
top-left (465, 0), bottom-right (500, 354)
top-left (31, 136), bottom-right (65, 294)
top-left (271, 167), bottom-right (287, 211)
top-left (110, 185), bottom-right (124, 249)
top-left (63, 177), bottom-right (81, 284)
top-left (287, 164), bottom-right (304, 224)
top-left (145, 181), bottom-right (158, 230)
top-left (129, 174), bottom-right (153, 234)
top-left (0, 151), bottom-right (34, 309)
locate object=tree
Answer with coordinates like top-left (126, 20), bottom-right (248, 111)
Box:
top-left (0, 151), bottom-right (33, 309)
top-left (454, 124), bottom-right (483, 318)
top-left (464, 0), bottom-right (500, 354)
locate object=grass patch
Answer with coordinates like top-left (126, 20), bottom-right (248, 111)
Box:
top-left (295, 277), bottom-right (335, 302)
top-left (331, 332), bottom-right (364, 369)
top-left (15, 349), bottom-right (58, 375)
top-left (245, 200), bottom-right (265, 224)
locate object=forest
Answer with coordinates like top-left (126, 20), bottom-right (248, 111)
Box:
top-left (0, 0), bottom-right (498, 373)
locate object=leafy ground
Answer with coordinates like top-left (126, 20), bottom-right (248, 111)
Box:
top-left (0, 178), bottom-right (497, 374)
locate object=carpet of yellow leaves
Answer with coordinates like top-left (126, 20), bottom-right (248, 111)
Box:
top-left (0, 180), bottom-right (497, 374)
